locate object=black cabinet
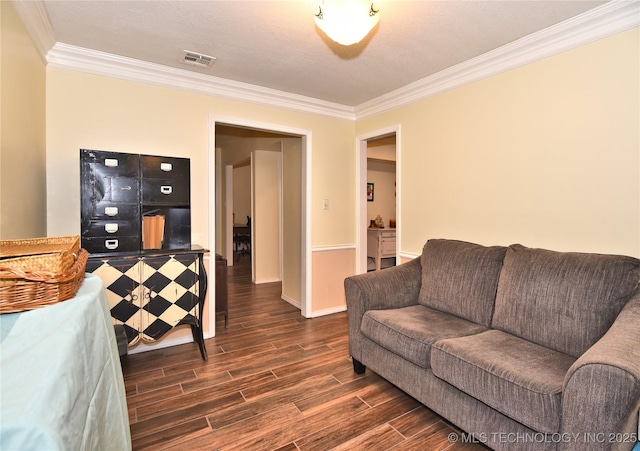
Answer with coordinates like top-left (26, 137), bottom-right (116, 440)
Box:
top-left (80, 149), bottom-right (191, 254)
top-left (81, 149), bottom-right (208, 360)
top-left (85, 247), bottom-right (209, 360)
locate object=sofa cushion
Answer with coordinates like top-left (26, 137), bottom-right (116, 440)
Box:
top-left (361, 305), bottom-right (487, 369)
top-left (431, 329), bottom-right (576, 434)
top-left (418, 239), bottom-right (507, 327)
top-left (492, 244), bottom-right (640, 358)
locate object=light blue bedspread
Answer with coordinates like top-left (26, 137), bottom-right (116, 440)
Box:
top-left (0, 274), bottom-right (131, 450)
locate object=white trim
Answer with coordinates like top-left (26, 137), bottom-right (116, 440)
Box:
top-left (45, 42), bottom-right (355, 121)
top-left (356, 125), bottom-right (401, 274)
top-left (355, 0), bottom-right (640, 120)
top-left (308, 305), bottom-right (347, 318)
top-left (281, 294), bottom-right (301, 309)
top-left (399, 251), bottom-right (420, 261)
top-left (207, 120), bottom-right (217, 338)
top-left (312, 244), bottom-right (356, 252)
top-left (254, 277), bottom-right (282, 284)
top-left (301, 134), bottom-right (312, 318)
top-left (250, 152), bottom-right (256, 283)
top-left (28, 1), bottom-right (637, 121)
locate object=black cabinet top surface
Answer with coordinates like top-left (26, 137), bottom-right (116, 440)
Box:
top-left (87, 245), bottom-right (208, 260)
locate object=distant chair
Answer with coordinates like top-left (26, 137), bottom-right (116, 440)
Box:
top-left (233, 217), bottom-right (251, 261)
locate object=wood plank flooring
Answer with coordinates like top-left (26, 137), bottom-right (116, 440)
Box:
top-left (121, 257), bottom-right (488, 451)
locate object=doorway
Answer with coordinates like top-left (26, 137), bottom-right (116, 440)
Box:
top-left (208, 116), bottom-right (312, 337)
top-left (356, 125), bottom-right (400, 274)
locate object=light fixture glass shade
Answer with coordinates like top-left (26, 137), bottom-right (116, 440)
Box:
top-left (315, 0), bottom-right (379, 46)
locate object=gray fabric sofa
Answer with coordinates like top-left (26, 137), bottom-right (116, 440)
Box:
top-left (345, 239), bottom-right (640, 450)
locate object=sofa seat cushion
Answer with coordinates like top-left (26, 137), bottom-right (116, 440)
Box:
top-left (431, 329), bottom-right (576, 433)
top-left (418, 239), bottom-right (507, 327)
top-left (361, 305), bottom-right (487, 369)
top-left (492, 244), bottom-right (640, 358)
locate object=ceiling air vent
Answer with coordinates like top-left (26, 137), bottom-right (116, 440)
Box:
top-left (181, 50), bottom-right (216, 68)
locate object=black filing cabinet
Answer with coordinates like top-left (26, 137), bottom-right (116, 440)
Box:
top-left (81, 149), bottom-right (191, 253)
top-left (80, 149), bottom-right (208, 360)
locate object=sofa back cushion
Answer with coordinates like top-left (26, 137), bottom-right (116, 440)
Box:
top-left (492, 244), bottom-right (640, 358)
top-left (418, 239), bottom-right (507, 327)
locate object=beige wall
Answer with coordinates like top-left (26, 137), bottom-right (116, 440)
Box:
top-left (0, 1), bottom-right (46, 238)
top-left (253, 149), bottom-right (281, 283)
top-left (357, 28), bottom-right (640, 258)
top-left (46, 69), bottom-right (354, 248)
top-left (282, 138), bottom-right (303, 307)
top-left (311, 248), bottom-right (355, 314)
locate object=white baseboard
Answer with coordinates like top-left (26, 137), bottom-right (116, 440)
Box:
top-left (308, 305), bottom-right (347, 318)
top-left (253, 277), bottom-right (282, 284)
top-left (281, 294), bottom-right (301, 309)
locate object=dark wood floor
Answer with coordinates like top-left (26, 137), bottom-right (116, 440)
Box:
top-left (121, 256), bottom-right (487, 450)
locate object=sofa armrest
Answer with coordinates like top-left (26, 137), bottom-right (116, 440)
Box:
top-left (344, 257), bottom-right (422, 362)
top-left (561, 288), bottom-right (640, 451)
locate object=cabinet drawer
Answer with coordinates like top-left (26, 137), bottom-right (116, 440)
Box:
top-left (82, 220), bottom-right (139, 237)
top-left (84, 202), bottom-right (140, 221)
top-left (88, 176), bottom-right (140, 204)
top-left (381, 239), bottom-right (396, 255)
top-left (140, 155), bottom-right (190, 180)
top-left (83, 236), bottom-right (140, 254)
top-left (141, 179), bottom-right (190, 205)
top-left (81, 149), bottom-right (139, 177)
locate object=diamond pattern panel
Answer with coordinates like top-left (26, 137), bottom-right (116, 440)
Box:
top-left (86, 258), bottom-right (143, 344)
top-left (139, 255), bottom-right (199, 343)
top-left (87, 254), bottom-right (200, 346)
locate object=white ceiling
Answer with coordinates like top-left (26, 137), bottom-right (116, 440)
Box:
top-left (29, 0), bottom-right (615, 108)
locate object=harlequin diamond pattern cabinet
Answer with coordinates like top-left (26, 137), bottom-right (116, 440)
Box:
top-left (85, 248), bottom-right (208, 360)
top-left (81, 149), bottom-right (209, 360)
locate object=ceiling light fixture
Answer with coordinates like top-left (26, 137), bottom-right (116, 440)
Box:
top-left (314, 0), bottom-right (380, 46)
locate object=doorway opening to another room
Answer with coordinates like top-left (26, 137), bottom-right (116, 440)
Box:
top-left (209, 117), bottom-right (312, 338)
top-left (356, 126), bottom-right (399, 275)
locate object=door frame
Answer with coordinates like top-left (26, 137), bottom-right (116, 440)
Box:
top-left (208, 115), bottom-right (312, 333)
top-left (355, 125), bottom-right (401, 274)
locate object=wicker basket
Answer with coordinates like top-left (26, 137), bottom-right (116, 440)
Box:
top-left (0, 244), bottom-right (88, 314)
top-left (0, 236), bottom-right (80, 273)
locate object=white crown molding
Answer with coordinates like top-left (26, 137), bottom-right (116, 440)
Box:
top-left (12, 0), bottom-right (56, 63)
top-left (46, 43), bottom-right (356, 121)
top-left (19, 0), bottom-right (639, 121)
top-left (355, 0), bottom-right (640, 120)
